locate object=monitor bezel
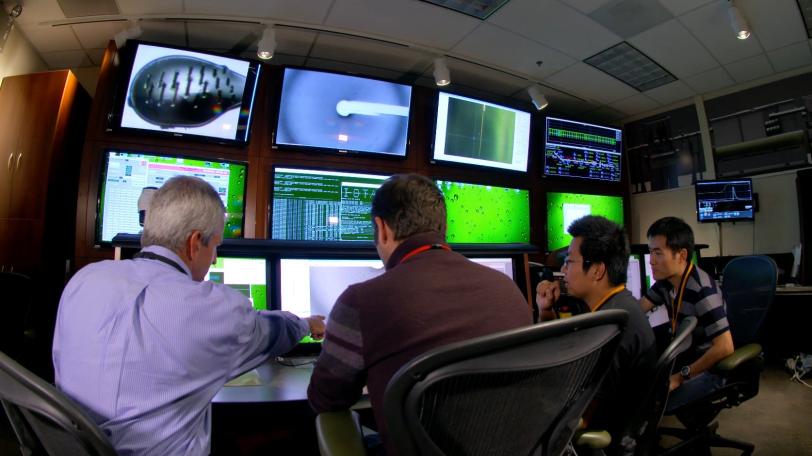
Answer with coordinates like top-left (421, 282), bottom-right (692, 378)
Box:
top-left (94, 148), bottom-right (249, 247)
top-left (109, 40), bottom-right (262, 146)
top-left (271, 66), bottom-right (414, 159)
top-left (542, 115), bottom-right (624, 183)
top-left (695, 178), bottom-right (755, 223)
top-left (429, 90), bottom-right (532, 173)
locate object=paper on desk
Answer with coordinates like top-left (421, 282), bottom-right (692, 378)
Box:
top-left (225, 369), bottom-right (261, 387)
top-left (647, 305), bottom-right (669, 328)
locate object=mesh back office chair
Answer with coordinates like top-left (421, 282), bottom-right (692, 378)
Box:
top-left (0, 272), bottom-right (36, 364)
top-left (0, 350), bottom-right (116, 456)
top-left (317, 310), bottom-right (628, 456)
top-left (659, 255), bottom-right (777, 456)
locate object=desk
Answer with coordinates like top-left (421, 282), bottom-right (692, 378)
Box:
top-left (213, 359), bottom-right (314, 404)
top-left (775, 285), bottom-right (812, 295)
top-left (763, 286), bottom-right (812, 362)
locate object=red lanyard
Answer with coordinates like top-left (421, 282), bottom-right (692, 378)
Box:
top-left (398, 244), bottom-right (451, 265)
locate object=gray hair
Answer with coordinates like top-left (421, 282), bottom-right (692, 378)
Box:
top-left (141, 176), bottom-right (225, 251)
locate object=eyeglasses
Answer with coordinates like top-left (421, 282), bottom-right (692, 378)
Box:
top-left (563, 257), bottom-right (592, 268)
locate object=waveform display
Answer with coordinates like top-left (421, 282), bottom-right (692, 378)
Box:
top-left (544, 146), bottom-right (622, 182)
top-left (696, 179), bottom-right (754, 222)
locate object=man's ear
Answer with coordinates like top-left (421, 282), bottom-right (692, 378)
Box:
top-left (592, 262), bottom-right (607, 282)
top-left (374, 217), bottom-right (390, 243)
top-left (679, 248), bottom-right (689, 264)
top-left (182, 231), bottom-right (203, 262)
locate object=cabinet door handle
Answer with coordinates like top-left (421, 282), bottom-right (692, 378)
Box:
top-left (15, 152), bottom-right (22, 171)
top-left (6, 153), bottom-right (12, 171)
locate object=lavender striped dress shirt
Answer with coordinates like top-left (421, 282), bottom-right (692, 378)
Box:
top-left (53, 245), bottom-right (308, 455)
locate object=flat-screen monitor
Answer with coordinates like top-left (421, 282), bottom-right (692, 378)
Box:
top-left (544, 116), bottom-right (623, 182)
top-left (279, 256), bottom-right (514, 344)
top-left (96, 150), bottom-right (247, 244)
top-left (643, 253), bottom-right (654, 290)
top-left (275, 68), bottom-right (412, 157)
top-left (546, 192), bottom-right (624, 251)
top-left (437, 180), bottom-right (530, 244)
top-left (626, 254), bottom-right (643, 300)
top-left (432, 92), bottom-right (531, 172)
top-left (271, 167), bottom-right (389, 241)
top-left (115, 41), bottom-right (261, 144)
top-left (695, 179), bottom-right (755, 222)
top-left (205, 257), bottom-right (268, 310)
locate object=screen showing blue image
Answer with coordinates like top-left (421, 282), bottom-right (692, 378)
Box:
top-left (275, 68), bottom-right (412, 156)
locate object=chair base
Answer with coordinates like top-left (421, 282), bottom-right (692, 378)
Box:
top-left (658, 421), bottom-right (754, 456)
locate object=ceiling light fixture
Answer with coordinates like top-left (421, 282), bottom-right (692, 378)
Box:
top-left (728, 1), bottom-right (751, 40)
top-left (257, 25), bottom-right (276, 60)
top-left (527, 86), bottom-right (549, 111)
top-left (113, 20), bottom-right (142, 49)
top-left (433, 57), bottom-right (451, 87)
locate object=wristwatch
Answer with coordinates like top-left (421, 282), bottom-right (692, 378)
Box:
top-left (680, 365), bottom-right (691, 380)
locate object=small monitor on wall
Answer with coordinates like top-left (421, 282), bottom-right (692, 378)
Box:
top-left (275, 68), bottom-right (412, 157)
top-left (432, 92), bottom-right (531, 172)
top-left (271, 167), bottom-right (389, 241)
top-left (544, 117), bottom-right (623, 182)
top-left (546, 192), bottom-right (624, 251)
top-left (205, 257), bottom-right (268, 310)
top-left (116, 41), bottom-right (261, 144)
top-left (695, 179), bottom-right (755, 223)
top-left (97, 150), bottom-right (247, 244)
top-left (437, 180), bottom-right (531, 244)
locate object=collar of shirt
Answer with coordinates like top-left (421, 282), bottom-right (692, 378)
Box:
top-left (138, 245), bottom-right (192, 278)
top-left (384, 232), bottom-right (448, 270)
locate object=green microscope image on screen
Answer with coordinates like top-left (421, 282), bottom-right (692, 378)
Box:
top-left (438, 180), bottom-right (530, 244)
top-left (547, 192), bottom-right (624, 251)
top-left (444, 98), bottom-right (516, 165)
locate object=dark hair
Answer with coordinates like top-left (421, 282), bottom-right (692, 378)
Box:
top-left (370, 173), bottom-right (446, 240)
top-left (568, 215), bottom-right (630, 286)
top-left (646, 216), bottom-right (694, 260)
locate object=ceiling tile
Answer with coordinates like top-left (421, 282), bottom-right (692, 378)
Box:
top-left (738, 0), bottom-right (807, 51)
top-left (41, 50), bottom-right (92, 68)
top-left (545, 62), bottom-right (639, 104)
top-left (310, 33), bottom-right (430, 74)
top-left (115, 0), bottom-right (183, 15)
top-left (16, 24), bottom-right (82, 52)
top-left (628, 19), bottom-right (718, 79)
top-left (272, 28), bottom-right (319, 57)
top-left (86, 48), bottom-right (107, 66)
top-left (588, 0), bottom-right (673, 39)
top-left (72, 21), bottom-right (130, 49)
top-left (12, 0), bottom-right (66, 26)
top-left (767, 41), bottom-right (812, 73)
top-left (563, 0), bottom-right (614, 14)
top-left (678, 1), bottom-right (764, 65)
top-left (657, 0), bottom-right (715, 17)
top-left (138, 21), bottom-right (188, 47)
top-left (451, 23), bottom-right (576, 80)
top-left (421, 58), bottom-right (533, 98)
top-left (489, 0), bottom-right (621, 59)
top-left (582, 105), bottom-right (626, 124)
top-left (643, 80), bottom-right (694, 105)
top-left (610, 93), bottom-right (660, 115)
top-left (188, 0), bottom-right (333, 23)
top-left (682, 66), bottom-right (735, 94)
top-left (325, 0), bottom-right (480, 50)
top-left (724, 53), bottom-right (775, 83)
top-left (187, 21), bottom-right (259, 51)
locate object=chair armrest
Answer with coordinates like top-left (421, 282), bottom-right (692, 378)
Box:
top-left (315, 410), bottom-right (366, 456)
top-left (574, 429), bottom-right (612, 449)
top-left (714, 343), bottom-right (762, 372)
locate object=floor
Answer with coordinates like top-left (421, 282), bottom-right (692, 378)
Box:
top-left (2, 365), bottom-right (810, 455)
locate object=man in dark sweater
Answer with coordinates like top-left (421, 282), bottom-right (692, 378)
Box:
top-left (307, 173), bottom-right (532, 455)
top-left (536, 215), bottom-right (657, 451)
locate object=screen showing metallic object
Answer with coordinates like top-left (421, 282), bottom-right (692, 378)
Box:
top-left (271, 168), bottom-right (389, 241)
top-left (205, 257), bottom-right (268, 310)
top-left (546, 192), bottom-right (624, 251)
top-left (97, 150), bottom-right (247, 243)
top-left (120, 42), bottom-right (260, 143)
top-left (437, 180), bottom-right (530, 244)
top-left (280, 257), bottom-right (514, 344)
top-left (627, 254), bottom-right (642, 300)
top-left (433, 92), bottom-right (531, 172)
top-left (275, 68), bottom-right (412, 156)
top-left (544, 117), bottom-right (623, 182)
top-left (696, 179), bottom-right (754, 222)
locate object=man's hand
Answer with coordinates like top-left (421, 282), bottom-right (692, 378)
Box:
top-left (536, 280), bottom-right (561, 311)
top-left (306, 315), bottom-right (326, 340)
top-left (669, 373), bottom-right (683, 392)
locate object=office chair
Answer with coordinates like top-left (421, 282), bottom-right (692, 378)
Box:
top-left (0, 272), bottom-right (36, 364)
top-left (659, 255), bottom-right (777, 456)
top-left (0, 350), bottom-right (117, 456)
top-left (316, 309), bottom-right (628, 456)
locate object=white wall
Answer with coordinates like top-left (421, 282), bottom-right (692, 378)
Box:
top-left (0, 25), bottom-right (46, 83)
top-left (630, 168), bottom-right (804, 257)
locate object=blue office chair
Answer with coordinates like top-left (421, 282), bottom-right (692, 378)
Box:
top-left (317, 310), bottom-right (628, 456)
top-left (659, 255), bottom-right (777, 456)
top-left (0, 350), bottom-right (116, 456)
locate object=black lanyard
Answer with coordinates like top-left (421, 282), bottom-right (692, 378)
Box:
top-left (133, 251), bottom-right (187, 275)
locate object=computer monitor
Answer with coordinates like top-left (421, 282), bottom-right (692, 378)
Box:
top-left (546, 192), bottom-right (624, 251)
top-left (205, 257), bottom-right (268, 310)
top-left (274, 67), bottom-right (412, 157)
top-left (695, 178), bottom-right (755, 223)
top-left (96, 150), bottom-right (247, 244)
top-left (643, 253), bottom-right (654, 291)
top-left (626, 254), bottom-right (643, 300)
top-left (436, 180), bottom-right (531, 244)
top-left (270, 167), bottom-right (389, 241)
top-left (432, 92), bottom-right (531, 172)
top-left (543, 116), bottom-right (623, 182)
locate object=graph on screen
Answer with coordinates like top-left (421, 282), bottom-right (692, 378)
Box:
top-left (696, 179), bottom-right (754, 222)
top-left (544, 117), bottom-right (622, 182)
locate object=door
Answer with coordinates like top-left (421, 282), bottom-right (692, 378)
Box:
top-left (0, 75), bottom-right (31, 218)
